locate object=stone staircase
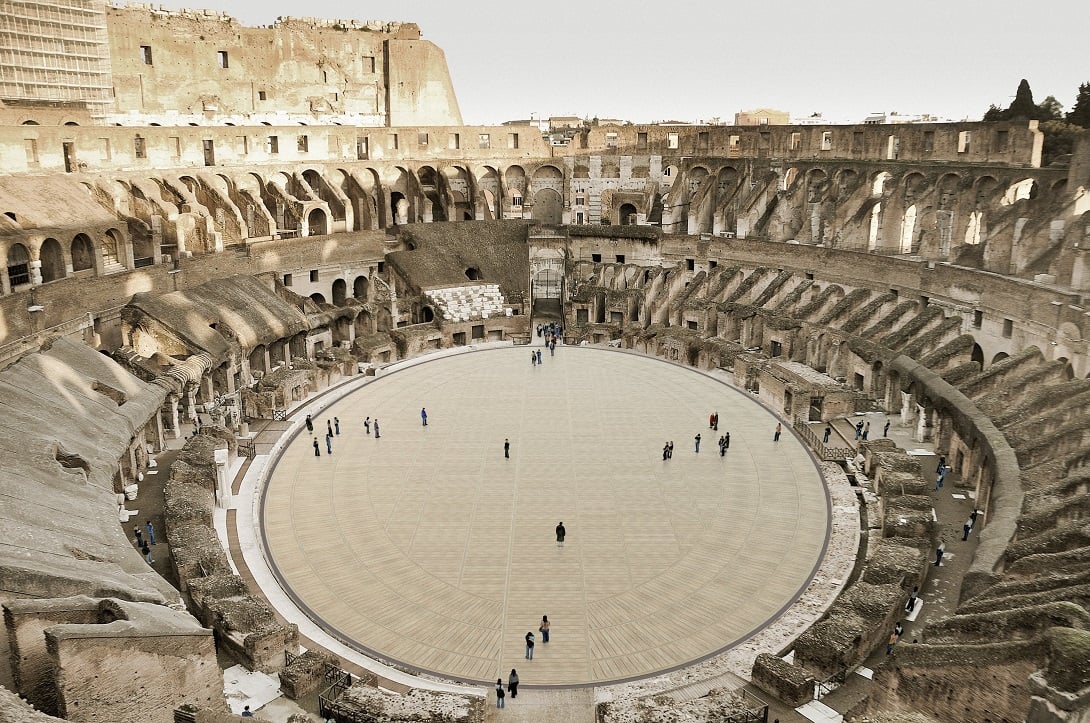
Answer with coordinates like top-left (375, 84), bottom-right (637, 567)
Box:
top-left (425, 284), bottom-right (505, 322)
top-left (102, 259), bottom-right (127, 275)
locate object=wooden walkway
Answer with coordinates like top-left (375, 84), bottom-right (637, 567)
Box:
top-left (261, 346), bottom-right (830, 687)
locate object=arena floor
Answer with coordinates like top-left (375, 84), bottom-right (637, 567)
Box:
top-left (260, 345), bottom-right (830, 686)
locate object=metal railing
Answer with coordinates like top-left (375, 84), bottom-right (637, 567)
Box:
top-left (317, 667), bottom-right (353, 719)
top-left (793, 417), bottom-right (855, 460)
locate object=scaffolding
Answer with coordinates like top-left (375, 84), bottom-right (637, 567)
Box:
top-left (0, 0), bottom-right (113, 118)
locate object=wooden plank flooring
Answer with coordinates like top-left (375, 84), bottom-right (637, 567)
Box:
top-left (262, 346), bottom-right (829, 686)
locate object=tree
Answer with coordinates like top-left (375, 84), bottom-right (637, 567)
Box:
top-left (983, 104), bottom-right (1005, 122)
top-left (1037, 95), bottom-right (1064, 121)
top-left (1039, 120), bottom-right (1083, 165)
top-left (1067, 82), bottom-right (1090, 128)
top-left (1007, 79), bottom-right (1039, 120)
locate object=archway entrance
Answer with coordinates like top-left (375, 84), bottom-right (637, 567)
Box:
top-left (532, 268), bottom-right (562, 318)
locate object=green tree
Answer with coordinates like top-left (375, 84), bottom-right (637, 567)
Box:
top-left (1037, 95), bottom-right (1064, 121)
top-left (1039, 120), bottom-right (1083, 165)
top-left (983, 104), bottom-right (1005, 122)
top-left (1067, 82), bottom-right (1090, 128)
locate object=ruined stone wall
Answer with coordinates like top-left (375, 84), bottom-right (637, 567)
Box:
top-left (104, 7), bottom-right (461, 126)
top-left (48, 626), bottom-right (221, 723)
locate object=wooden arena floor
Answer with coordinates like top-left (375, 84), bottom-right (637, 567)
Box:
top-left (261, 345), bottom-right (829, 686)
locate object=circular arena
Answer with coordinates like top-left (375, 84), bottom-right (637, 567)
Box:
top-left (261, 346), bottom-right (830, 686)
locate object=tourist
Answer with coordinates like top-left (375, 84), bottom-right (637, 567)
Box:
top-left (325, 433), bottom-right (333, 455)
top-left (326, 419), bottom-right (333, 438)
top-left (241, 704), bottom-right (254, 717)
top-left (146, 519), bottom-right (156, 545)
top-left (855, 420), bottom-right (864, 439)
top-left (663, 443), bottom-right (670, 460)
top-left (906, 586), bottom-right (919, 613)
top-left (883, 419), bottom-right (890, 437)
top-left (508, 669), bottom-right (519, 698)
top-left (364, 416), bottom-right (370, 434)
top-left (334, 417), bottom-right (340, 435)
top-left (963, 516), bottom-right (974, 541)
top-left (668, 441), bottom-right (674, 458)
top-left (724, 432), bottom-right (730, 450)
top-left (421, 407), bottom-right (428, 426)
top-left (133, 526), bottom-right (143, 547)
top-left (305, 414), bottom-right (313, 432)
top-left (555, 521), bottom-right (565, 547)
top-left (694, 433), bottom-right (701, 453)
top-left (536, 349), bottom-right (542, 364)
top-left (141, 540), bottom-right (153, 564)
top-left (540, 615), bottom-right (550, 643)
top-left (886, 628), bottom-right (900, 655)
top-left (719, 436), bottom-right (726, 457)
top-left (709, 413), bottom-right (715, 429)
top-left (936, 456), bottom-right (946, 474)
top-left (504, 438), bottom-right (510, 459)
top-left (373, 419), bottom-right (380, 438)
top-left (713, 412), bottom-right (719, 431)
top-left (862, 421), bottom-right (870, 440)
top-left (774, 423), bottom-right (782, 442)
top-left (313, 437), bottom-right (320, 457)
top-left (531, 350), bottom-right (536, 366)
top-left (525, 631), bottom-right (535, 659)
top-left (934, 542), bottom-right (945, 566)
top-left (495, 679), bottom-right (505, 708)
top-left (823, 425), bottom-right (832, 444)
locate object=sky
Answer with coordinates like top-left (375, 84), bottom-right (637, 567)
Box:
top-left (147, 0), bottom-right (1089, 126)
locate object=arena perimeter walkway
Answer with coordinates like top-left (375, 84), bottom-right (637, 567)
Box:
top-left (260, 345), bottom-right (830, 687)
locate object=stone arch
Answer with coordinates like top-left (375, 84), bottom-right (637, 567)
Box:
top-left (306, 208), bottom-right (328, 236)
top-left (249, 344), bottom-right (267, 373)
top-left (476, 166), bottom-right (500, 219)
top-left (531, 164), bottom-right (564, 182)
top-left (532, 188), bottom-right (563, 224)
top-left (465, 266), bottom-right (482, 281)
top-left (782, 167), bottom-right (800, 192)
top-left (1057, 357), bottom-right (1075, 380)
top-left (871, 171), bottom-right (893, 197)
top-left (6, 242), bottom-right (31, 287)
top-left (834, 168), bottom-right (859, 198)
top-left (103, 228), bottom-right (123, 267)
top-left (420, 305), bottom-right (435, 323)
top-left (332, 278), bottom-right (347, 305)
top-left (992, 351), bottom-right (1009, 364)
top-left (354, 309), bottom-right (374, 337)
top-left (71, 233), bottom-right (95, 272)
top-left (662, 165), bottom-right (678, 186)
top-left (39, 238), bottom-right (65, 283)
top-left (1001, 177), bottom-right (1039, 205)
top-left (619, 203), bottom-right (638, 225)
top-left (353, 275), bottom-right (369, 300)
top-left (971, 343), bottom-right (985, 367)
top-left (505, 165), bottom-right (527, 196)
top-left (688, 166), bottom-right (709, 194)
top-left (418, 165), bottom-right (446, 222)
top-left (310, 292), bottom-right (326, 305)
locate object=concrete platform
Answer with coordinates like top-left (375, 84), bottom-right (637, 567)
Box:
top-left (260, 346), bottom-right (830, 687)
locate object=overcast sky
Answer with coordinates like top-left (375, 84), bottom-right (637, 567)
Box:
top-left (148, 0), bottom-right (1089, 125)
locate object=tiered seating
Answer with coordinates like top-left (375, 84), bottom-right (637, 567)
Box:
top-left (425, 284), bottom-right (505, 322)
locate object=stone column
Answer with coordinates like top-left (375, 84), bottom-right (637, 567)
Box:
top-left (213, 447), bottom-right (231, 509)
top-left (165, 394), bottom-right (181, 439)
top-left (914, 403), bottom-right (932, 442)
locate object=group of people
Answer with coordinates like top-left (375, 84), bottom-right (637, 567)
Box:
top-left (497, 616), bottom-right (551, 707)
top-left (133, 519), bottom-right (156, 564)
top-left (305, 413), bottom-right (348, 456)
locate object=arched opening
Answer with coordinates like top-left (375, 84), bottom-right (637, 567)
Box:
top-left (132, 229), bottom-right (154, 267)
top-left (71, 233), bottom-right (95, 272)
top-left (1058, 357), bottom-right (1075, 380)
top-left (39, 238), bottom-right (65, 283)
top-left (306, 208), bottom-right (327, 236)
top-left (899, 204), bottom-right (917, 254)
top-left (103, 228), bottom-right (122, 267)
top-left (971, 343), bottom-right (985, 367)
top-left (619, 203), bottom-right (638, 225)
top-left (310, 293), bottom-right (327, 305)
top-left (354, 310), bottom-right (374, 337)
top-left (289, 331), bottom-right (307, 359)
top-left (465, 267), bottom-right (482, 281)
top-left (353, 275), bottom-right (369, 299)
top-left (463, 210), bottom-right (474, 220)
top-left (21, 120), bottom-right (39, 125)
top-left (249, 344), bottom-right (267, 374)
top-left (331, 278), bottom-right (347, 305)
top-left (991, 352), bottom-right (1009, 364)
top-left (390, 192), bottom-right (408, 224)
top-left (421, 305), bottom-right (435, 323)
top-left (6, 243), bottom-right (31, 287)
top-left (868, 203), bottom-right (882, 250)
